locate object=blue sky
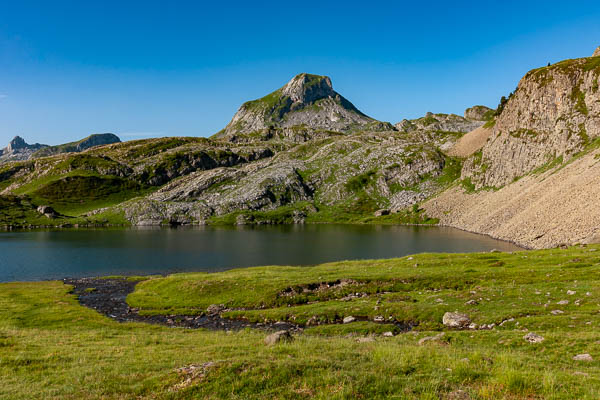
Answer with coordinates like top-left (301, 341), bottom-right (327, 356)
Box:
top-left (1, 1), bottom-right (599, 145)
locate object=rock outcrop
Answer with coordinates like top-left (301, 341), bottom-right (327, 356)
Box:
top-left (0, 136), bottom-right (48, 163)
top-left (464, 105), bottom-right (493, 121)
top-left (395, 110), bottom-right (486, 134)
top-left (216, 73), bottom-right (393, 139)
top-left (594, 46), bottom-right (600, 57)
top-left (462, 55), bottom-right (600, 189)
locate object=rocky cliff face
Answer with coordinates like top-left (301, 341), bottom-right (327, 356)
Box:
top-left (463, 54), bottom-right (600, 189)
top-left (216, 73), bottom-right (393, 140)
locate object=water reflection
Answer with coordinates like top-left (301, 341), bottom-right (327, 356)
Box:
top-left (0, 225), bottom-right (521, 282)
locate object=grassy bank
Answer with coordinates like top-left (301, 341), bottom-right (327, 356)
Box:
top-left (2, 246), bottom-right (600, 398)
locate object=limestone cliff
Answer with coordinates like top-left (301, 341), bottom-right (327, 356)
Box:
top-left (463, 54), bottom-right (600, 189)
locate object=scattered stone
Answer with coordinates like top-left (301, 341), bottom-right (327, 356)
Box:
top-left (468, 323), bottom-right (478, 330)
top-left (489, 249), bottom-right (500, 253)
top-left (306, 316), bottom-right (319, 326)
top-left (557, 300), bottom-right (569, 305)
top-left (567, 290), bottom-right (576, 295)
top-left (373, 316), bottom-right (384, 322)
top-left (573, 371), bottom-right (590, 377)
top-left (443, 312), bottom-right (471, 328)
top-left (499, 318), bottom-right (515, 326)
top-left (573, 354), bottom-right (593, 362)
top-left (206, 304), bottom-right (226, 315)
top-left (172, 362), bottom-right (217, 390)
top-left (342, 316), bottom-right (356, 324)
top-left (550, 310), bottom-right (564, 315)
top-left (418, 332), bottom-right (445, 345)
top-left (264, 330), bottom-right (293, 345)
top-left (465, 299), bottom-right (478, 305)
top-left (382, 331), bottom-right (394, 337)
top-left (523, 332), bottom-right (544, 343)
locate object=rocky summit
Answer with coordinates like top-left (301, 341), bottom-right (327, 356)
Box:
top-left (216, 73), bottom-right (393, 141)
top-left (0, 136), bottom-right (48, 163)
top-left (1, 47), bottom-right (599, 250)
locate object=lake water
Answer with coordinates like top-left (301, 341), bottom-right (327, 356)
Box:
top-left (0, 225), bottom-right (521, 282)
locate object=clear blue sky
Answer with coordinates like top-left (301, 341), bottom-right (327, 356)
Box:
top-left (1, 1), bottom-right (599, 145)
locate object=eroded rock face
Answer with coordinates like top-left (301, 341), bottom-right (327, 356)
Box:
top-left (463, 57), bottom-right (600, 189)
top-left (593, 46), bottom-right (600, 57)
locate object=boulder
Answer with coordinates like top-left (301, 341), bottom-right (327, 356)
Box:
top-left (573, 353), bottom-right (593, 361)
top-left (342, 316), bottom-right (356, 324)
top-left (36, 205), bottom-right (57, 218)
top-left (442, 312), bottom-right (471, 328)
top-left (523, 332), bottom-right (544, 343)
top-left (264, 330), bottom-right (293, 345)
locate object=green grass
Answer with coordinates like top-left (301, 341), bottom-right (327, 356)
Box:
top-left (3, 246), bottom-right (600, 398)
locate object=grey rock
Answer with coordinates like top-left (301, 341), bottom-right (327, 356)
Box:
top-left (523, 332), bottom-right (544, 343)
top-left (343, 316), bottom-right (356, 324)
top-left (594, 46), bottom-right (600, 57)
top-left (264, 330), bottom-right (293, 345)
top-left (573, 353), bottom-right (593, 361)
top-left (442, 312), bottom-right (471, 328)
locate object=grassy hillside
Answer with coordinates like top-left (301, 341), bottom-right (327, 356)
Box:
top-left (2, 246), bottom-right (600, 398)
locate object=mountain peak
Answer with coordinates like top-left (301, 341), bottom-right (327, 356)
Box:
top-left (594, 46), bottom-right (600, 57)
top-left (7, 136), bottom-right (28, 151)
top-left (216, 73), bottom-right (392, 139)
top-left (281, 73), bottom-right (334, 104)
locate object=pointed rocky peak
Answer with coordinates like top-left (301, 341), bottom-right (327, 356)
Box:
top-left (594, 46), bottom-right (600, 57)
top-left (281, 73), bottom-right (335, 104)
top-left (7, 136), bottom-right (28, 152)
top-left (216, 73), bottom-right (392, 139)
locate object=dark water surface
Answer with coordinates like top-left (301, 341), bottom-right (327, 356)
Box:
top-left (0, 225), bottom-right (521, 282)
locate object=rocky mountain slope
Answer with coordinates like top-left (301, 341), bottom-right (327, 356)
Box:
top-left (425, 47), bottom-right (600, 248)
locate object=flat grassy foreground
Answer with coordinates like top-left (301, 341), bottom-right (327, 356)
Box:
top-left (2, 247), bottom-right (600, 399)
